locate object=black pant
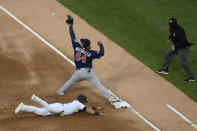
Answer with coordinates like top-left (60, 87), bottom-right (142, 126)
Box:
top-left (162, 46), bottom-right (193, 78)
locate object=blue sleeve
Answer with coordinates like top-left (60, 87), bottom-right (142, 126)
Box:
top-left (69, 26), bottom-right (80, 49)
top-left (92, 44), bottom-right (104, 58)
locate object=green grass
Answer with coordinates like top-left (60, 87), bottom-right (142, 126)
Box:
top-left (58, 0), bottom-right (197, 101)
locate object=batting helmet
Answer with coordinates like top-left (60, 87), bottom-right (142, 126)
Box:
top-left (77, 94), bottom-right (88, 103)
top-left (80, 38), bottom-right (91, 49)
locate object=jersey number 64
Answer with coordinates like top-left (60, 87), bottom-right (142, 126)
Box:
top-left (75, 52), bottom-right (87, 63)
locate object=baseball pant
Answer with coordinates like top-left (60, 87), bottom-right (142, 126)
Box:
top-left (162, 46), bottom-right (193, 78)
top-left (58, 68), bottom-right (117, 102)
top-left (22, 105), bottom-right (52, 116)
top-left (22, 96), bottom-right (64, 116)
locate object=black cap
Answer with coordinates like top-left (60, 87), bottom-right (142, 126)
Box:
top-left (77, 94), bottom-right (88, 103)
top-left (80, 38), bottom-right (91, 49)
top-left (169, 17), bottom-right (178, 29)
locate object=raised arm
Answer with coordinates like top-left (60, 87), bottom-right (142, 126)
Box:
top-left (69, 25), bottom-right (78, 48)
top-left (66, 15), bottom-right (80, 49)
top-left (98, 41), bottom-right (104, 56)
top-left (92, 41), bottom-right (104, 58)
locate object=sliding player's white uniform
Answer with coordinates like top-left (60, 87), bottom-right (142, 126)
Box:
top-left (20, 95), bottom-right (86, 116)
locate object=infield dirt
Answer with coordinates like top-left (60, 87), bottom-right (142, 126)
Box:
top-left (0, 0), bottom-right (197, 131)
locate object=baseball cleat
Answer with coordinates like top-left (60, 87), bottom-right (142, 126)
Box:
top-left (57, 90), bottom-right (64, 96)
top-left (156, 69), bottom-right (169, 74)
top-left (184, 77), bottom-right (195, 82)
top-left (31, 94), bottom-right (37, 101)
top-left (15, 102), bottom-right (24, 114)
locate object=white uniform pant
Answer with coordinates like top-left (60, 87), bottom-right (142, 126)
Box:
top-left (22, 96), bottom-right (64, 116)
top-left (58, 68), bottom-right (117, 102)
top-left (22, 105), bottom-right (52, 116)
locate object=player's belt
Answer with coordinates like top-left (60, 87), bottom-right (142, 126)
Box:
top-left (76, 67), bottom-right (92, 70)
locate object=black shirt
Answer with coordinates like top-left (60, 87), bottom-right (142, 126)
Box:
top-left (169, 25), bottom-right (189, 50)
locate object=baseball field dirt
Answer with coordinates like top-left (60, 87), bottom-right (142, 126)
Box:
top-left (0, 0), bottom-right (197, 131)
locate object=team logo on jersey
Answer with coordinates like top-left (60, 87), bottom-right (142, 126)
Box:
top-left (173, 33), bottom-right (176, 37)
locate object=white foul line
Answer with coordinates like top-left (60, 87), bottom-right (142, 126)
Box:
top-left (129, 107), bottom-right (161, 131)
top-left (0, 5), bottom-right (160, 131)
top-left (167, 104), bottom-right (197, 130)
top-left (0, 5), bottom-right (75, 66)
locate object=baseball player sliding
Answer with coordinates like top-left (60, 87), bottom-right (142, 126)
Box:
top-left (57, 15), bottom-right (118, 103)
top-left (15, 94), bottom-right (105, 116)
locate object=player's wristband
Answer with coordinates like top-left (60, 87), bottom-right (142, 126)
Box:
top-left (94, 111), bottom-right (100, 115)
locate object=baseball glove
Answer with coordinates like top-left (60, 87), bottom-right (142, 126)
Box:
top-left (66, 15), bottom-right (73, 25)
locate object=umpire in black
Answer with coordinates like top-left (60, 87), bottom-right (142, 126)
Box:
top-left (157, 17), bottom-right (195, 82)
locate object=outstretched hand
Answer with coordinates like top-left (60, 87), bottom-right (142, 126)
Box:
top-left (96, 106), bottom-right (103, 110)
top-left (97, 41), bottom-right (102, 46)
top-left (92, 106), bottom-right (103, 110)
top-left (99, 112), bottom-right (106, 116)
top-left (167, 40), bottom-right (171, 44)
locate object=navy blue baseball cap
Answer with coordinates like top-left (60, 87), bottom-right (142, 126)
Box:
top-left (80, 38), bottom-right (91, 48)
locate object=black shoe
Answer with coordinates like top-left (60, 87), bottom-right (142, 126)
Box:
top-left (184, 77), bottom-right (195, 82)
top-left (156, 69), bottom-right (169, 74)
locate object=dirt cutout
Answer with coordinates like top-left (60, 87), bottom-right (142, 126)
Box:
top-left (0, 0), bottom-right (197, 131)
